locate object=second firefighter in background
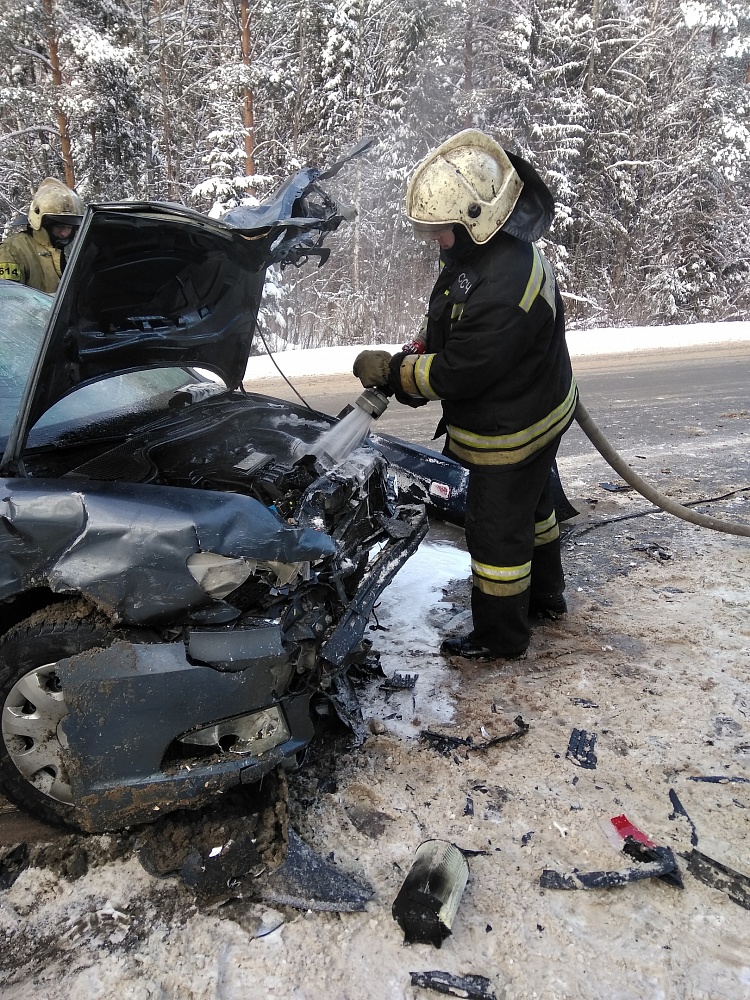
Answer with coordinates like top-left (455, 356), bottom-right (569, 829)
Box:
top-left (0, 177), bottom-right (83, 294)
top-left (354, 129), bottom-right (577, 660)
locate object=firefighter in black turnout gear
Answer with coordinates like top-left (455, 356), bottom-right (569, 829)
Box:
top-left (354, 130), bottom-right (577, 660)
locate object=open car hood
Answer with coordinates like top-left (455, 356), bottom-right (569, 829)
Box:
top-left (2, 138), bottom-right (374, 470)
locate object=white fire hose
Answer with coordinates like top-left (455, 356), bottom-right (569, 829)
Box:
top-left (575, 399), bottom-right (750, 538)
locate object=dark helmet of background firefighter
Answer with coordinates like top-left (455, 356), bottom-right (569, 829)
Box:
top-left (28, 177), bottom-right (84, 248)
top-left (405, 129), bottom-right (556, 244)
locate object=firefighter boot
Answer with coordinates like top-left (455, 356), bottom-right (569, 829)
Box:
top-left (440, 634), bottom-right (527, 661)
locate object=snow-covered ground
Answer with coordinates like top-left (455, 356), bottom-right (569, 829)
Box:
top-left (2, 323), bottom-right (750, 999)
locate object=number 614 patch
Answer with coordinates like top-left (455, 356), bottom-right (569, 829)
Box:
top-left (0, 262), bottom-right (22, 281)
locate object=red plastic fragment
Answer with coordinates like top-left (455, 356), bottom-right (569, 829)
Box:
top-left (610, 814), bottom-right (656, 848)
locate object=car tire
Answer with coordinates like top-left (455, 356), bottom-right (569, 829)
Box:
top-left (0, 600), bottom-right (117, 830)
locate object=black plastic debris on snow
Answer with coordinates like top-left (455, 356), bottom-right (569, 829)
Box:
top-left (179, 830), bottom-right (372, 913)
top-left (683, 850), bottom-right (750, 911)
top-left (136, 772), bottom-right (369, 911)
top-left (346, 643), bottom-right (386, 682)
top-left (542, 813), bottom-right (683, 891)
top-left (421, 716), bottom-right (529, 756)
top-left (380, 672), bottom-right (419, 693)
top-left (566, 729), bottom-right (597, 769)
top-left (632, 542), bottom-right (672, 561)
top-left (255, 829), bottom-right (372, 912)
top-left (392, 840), bottom-right (469, 948)
top-left (609, 814), bottom-right (683, 888)
top-left (0, 844), bottom-right (29, 891)
top-left (540, 851), bottom-right (681, 891)
top-left (410, 971), bottom-right (497, 1000)
top-left (687, 776), bottom-right (750, 784)
top-left (668, 789), bottom-right (699, 847)
top-left (622, 838), bottom-right (684, 889)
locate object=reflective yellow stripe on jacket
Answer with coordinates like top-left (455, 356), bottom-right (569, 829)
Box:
top-left (447, 377), bottom-right (578, 466)
top-left (519, 246), bottom-right (557, 315)
top-left (413, 353), bottom-right (442, 400)
top-left (472, 558), bottom-right (531, 597)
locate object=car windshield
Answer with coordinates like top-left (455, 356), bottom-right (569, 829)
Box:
top-left (0, 282), bottom-right (200, 449)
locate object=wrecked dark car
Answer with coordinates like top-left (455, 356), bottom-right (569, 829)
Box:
top-left (0, 148), bottom-right (436, 833)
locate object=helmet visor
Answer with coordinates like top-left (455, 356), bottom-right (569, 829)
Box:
top-left (410, 220), bottom-right (454, 242)
top-left (43, 213), bottom-right (83, 228)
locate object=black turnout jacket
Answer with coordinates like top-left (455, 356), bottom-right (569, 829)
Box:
top-left (392, 228), bottom-right (577, 468)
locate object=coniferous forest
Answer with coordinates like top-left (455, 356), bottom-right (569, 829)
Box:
top-left (2, 0), bottom-right (749, 346)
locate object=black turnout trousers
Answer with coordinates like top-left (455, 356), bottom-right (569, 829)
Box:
top-left (462, 437), bottom-right (565, 656)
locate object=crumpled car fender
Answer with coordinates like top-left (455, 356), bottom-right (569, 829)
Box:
top-left (0, 478), bottom-right (335, 622)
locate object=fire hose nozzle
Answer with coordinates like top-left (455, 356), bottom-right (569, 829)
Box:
top-left (354, 386), bottom-right (391, 419)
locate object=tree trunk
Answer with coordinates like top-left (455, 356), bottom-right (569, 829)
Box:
top-left (585, 0), bottom-right (601, 96)
top-left (240, 0), bottom-right (256, 180)
top-left (464, 13), bottom-right (474, 128)
top-left (41, 0), bottom-right (75, 188)
top-left (153, 0), bottom-right (177, 200)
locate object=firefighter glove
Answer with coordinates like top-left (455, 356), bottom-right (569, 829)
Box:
top-left (353, 349), bottom-right (393, 388)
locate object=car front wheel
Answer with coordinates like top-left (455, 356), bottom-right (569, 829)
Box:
top-left (0, 601), bottom-right (117, 829)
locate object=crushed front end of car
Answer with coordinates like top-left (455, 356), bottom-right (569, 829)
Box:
top-left (0, 138), bottom-right (427, 832)
top-left (1, 436), bottom-right (426, 832)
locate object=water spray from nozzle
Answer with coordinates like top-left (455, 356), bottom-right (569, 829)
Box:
top-left (306, 385), bottom-right (391, 467)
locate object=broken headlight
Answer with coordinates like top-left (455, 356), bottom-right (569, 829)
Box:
top-left (187, 552), bottom-right (311, 599)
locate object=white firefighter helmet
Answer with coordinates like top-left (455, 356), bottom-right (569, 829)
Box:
top-left (405, 130), bottom-right (523, 245)
top-left (406, 129), bottom-right (555, 244)
top-left (28, 177), bottom-right (83, 231)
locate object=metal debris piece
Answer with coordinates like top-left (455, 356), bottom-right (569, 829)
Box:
top-left (687, 775), bottom-right (750, 784)
top-left (325, 673), bottom-right (368, 745)
top-left (0, 844), bottom-right (29, 891)
top-left (410, 971), bottom-right (497, 1000)
top-left (570, 698), bottom-right (598, 708)
top-left (392, 840), bottom-right (469, 947)
top-left (566, 729), bottom-right (597, 769)
top-left (599, 482), bottom-right (632, 492)
top-left (421, 716), bottom-right (529, 756)
top-left (668, 789), bottom-right (699, 847)
top-left (380, 671), bottom-right (419, 692)
top-left (683, 849), bottom-right (750, 911)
